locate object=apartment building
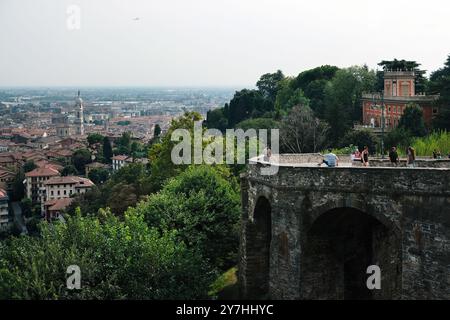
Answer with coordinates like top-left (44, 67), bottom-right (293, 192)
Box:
top-left (0, 188), bottom-right (9, 230)
top-left (42, 176), bottom-right (94, 220)
top-left (25, 167), bottom-right (60, 203)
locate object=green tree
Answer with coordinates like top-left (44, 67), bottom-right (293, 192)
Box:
top-left (68, 163), bottom-right (152, 217)
top-left (20, 198), bottom-right (33, 218)
top-left (0, 212), bottom-right (213, 299)
top-left (324, 66), bottom-right (377, 144)
top-left (72, 149), bottom-right (92, 175)
top-left (227, 89), bottom-right (272, 127)
top-left (11, 170), bottom-right (25, 201)
top-left (385, 127), bottom-right (413, 151)
top-left (205, 108), bottom-right (228, 132)
top-left (102, 137), bottom-right (113, 164)
top-left (61, 165), bottom-right (77, 176)
top-left (235, 117), bottom-right (279, 133)
top-left (274, 78), bottom-right (310, 115)
top-left (340, 129), bottom-right (379, 154)
top-left (23, 161), bottom-right (37, 173)
top-left (280, 105), bottom-right (329, 153)
top-left (148, 112), bottom-right (204, 191)
top-left (154, 124), bottom-right (162, 137)
top-left (256, 70), bottom-right (285, 102)
top-left (87, 133), bottom-right (104, 146)
top-left (116, 132), bottom-right (132, 155)
top-left (430, 55), bottom-right (450, 131)
top-left (292, 65), bottom-right (339, 117)
top-left (87, 168), bottom-right (109, 185)
top-left (128, 165), bottom-right (240, 271)
top-left (398, 103), bottom-right (427, 137)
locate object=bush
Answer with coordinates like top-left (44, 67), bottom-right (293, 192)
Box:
top-left (0, 212), bottom-right (213, 299)
top-left (340, 129), bottom-right (379, 154)
top-left (384, 127), bottom-right (413, 153)
top-left (128, 165), bottom-right (240, 271)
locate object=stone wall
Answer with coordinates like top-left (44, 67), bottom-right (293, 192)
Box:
top-left (240, 161), bottom-right (450, 300)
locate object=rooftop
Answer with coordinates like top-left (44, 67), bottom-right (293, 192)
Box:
top-left (112, 155), bottom-right (129, 161)
top-left (25, 167), bottom-right (60, 177)
top-left (45, 198), bottom-right (74, 211)
top-left (0, 188), bottom-right (8, 199)
top-left (45, 176), bottom-right (94, 187)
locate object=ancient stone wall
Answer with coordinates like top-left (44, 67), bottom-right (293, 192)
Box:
top-left (240, 160), bottom-right (450, 299)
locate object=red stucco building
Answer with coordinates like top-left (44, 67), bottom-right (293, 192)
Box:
top-left (362, 71), bottom-right (439, 129)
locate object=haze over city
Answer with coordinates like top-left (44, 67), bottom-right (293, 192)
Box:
top-left (1, 0), bottom-right (450, 87)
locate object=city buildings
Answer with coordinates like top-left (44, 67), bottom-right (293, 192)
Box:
top-left (42, 176), bottom-right (94, 220)
top-left (25, 166), bottom-right (60, 203)
top-left (112, 155), bottom-right (132, 172)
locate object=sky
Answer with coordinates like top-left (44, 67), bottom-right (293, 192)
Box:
top-left (1, 0), bottom-right (450, 87)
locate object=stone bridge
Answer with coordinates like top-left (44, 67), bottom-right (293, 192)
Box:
top-left (239, 154), bottom-right (450, 300)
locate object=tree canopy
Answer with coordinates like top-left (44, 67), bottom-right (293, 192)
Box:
top-left (398, 103), bottom-right (427, 137)
top-left (128, 165), bottom-right (240, 271)
top-left (0, 212), bottom-right (212, 299)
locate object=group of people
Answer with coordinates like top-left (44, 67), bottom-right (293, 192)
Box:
top-left (319, 146), bottom-right (370, 168)
top-left (319, 145), bottom-right (419, 168)
top-left (388, 146), bottom-right (417, 167)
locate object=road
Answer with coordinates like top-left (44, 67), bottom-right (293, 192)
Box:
top-left (11, 202), bottom-right (28, 235)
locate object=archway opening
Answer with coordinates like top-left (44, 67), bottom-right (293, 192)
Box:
top-left (302, 207), bottom-right (400, 300)
top-left (249, 196), bottom-right (272, 298)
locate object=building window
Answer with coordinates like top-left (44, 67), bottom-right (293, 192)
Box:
top-left (402, 83), bottom-right (409, 97)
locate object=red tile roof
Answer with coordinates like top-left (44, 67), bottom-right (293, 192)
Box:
top-left (45, 198), bottom-right (73, 211)
top-left (25, 167), bottom-right (60, 178)
top-left (45, 176), bottom-right (94, 187)
top-left (112, 155), bottom-right (129, 161)
top-left (0, 188), bottom-right (7, 198)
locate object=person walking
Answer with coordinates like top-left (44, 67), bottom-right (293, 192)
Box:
top-left (389, 147), bottom-right (399, 166)
top-left (361, 146), bottom-right (369, 167)
top-left (407, 146), bottom-right (416, 168)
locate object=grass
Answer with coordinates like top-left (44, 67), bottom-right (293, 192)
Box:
top-left (411, 131), bottom-right (450, 157)
top-left (208, 266), bottom-right (238, 299)
top-left (323, 131), bottom-right (450, 158)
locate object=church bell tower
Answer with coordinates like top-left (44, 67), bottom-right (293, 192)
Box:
top-left (75, 90), bottom-right (84, 135)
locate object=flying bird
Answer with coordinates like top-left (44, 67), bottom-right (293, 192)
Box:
top-left (132, 17), bottom-right (140, 21)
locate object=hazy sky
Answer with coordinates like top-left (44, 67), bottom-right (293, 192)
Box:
top-left (1, 0), bottom-right (450, 87)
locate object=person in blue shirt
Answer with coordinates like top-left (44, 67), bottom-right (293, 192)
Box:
top-left (318, 149), bottom-right (339, 167)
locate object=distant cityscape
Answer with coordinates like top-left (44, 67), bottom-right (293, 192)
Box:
top-left (0, 87), bottom-right (236, 227)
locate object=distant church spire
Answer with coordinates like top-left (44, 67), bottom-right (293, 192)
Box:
top-left (75, 90), bottom-right (84, 135)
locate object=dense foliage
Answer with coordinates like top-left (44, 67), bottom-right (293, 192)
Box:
top-left (128, 165), bottom-right (240, 271)
top-left (0, 212), bottom-right (212, 299)
top-left (430, 55), bottom-right (450, 131)
top-left (68, 163), bottom-right (153, 216)
top-left (398, 103), bottom-right (427, 137)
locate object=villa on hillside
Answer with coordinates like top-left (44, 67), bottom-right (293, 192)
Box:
top-left (361, 70), bottom-right (439, 130)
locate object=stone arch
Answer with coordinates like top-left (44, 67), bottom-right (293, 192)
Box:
top-left (300, 206), bottom-right (401, 300)
top-left (247, 196), bottom-right (272, 298)
top-left (309, 198), bottom-right (401, 240)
